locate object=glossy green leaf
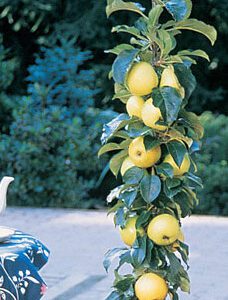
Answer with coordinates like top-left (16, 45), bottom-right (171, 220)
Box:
top-left (140, 175), bottom-right (161, 203)
top-left (120, 188), bottom-right (138, 207)
top-left (174, 63), bottom-right (196, 100)
top-left (123, 167), bottom-right (145, 184)
top-left (112, 25), bottom-right (147, 40)
top-left (152, 87), bottom-right (182, 123)
top-left (101, 113), bottom-right (129, 144)
top-left (185, 172), bottom-right (203, 188)
top-left (131, 236), bottom-right (147, 267)
top-left (178, 49), bottom-right (210, 61)
top-left (112, 49), bottom-right (139, 84)
top-left (110, 150), bottom-right (128, 176)
top-left (174, 191), bottom-right (192, 217)
top-left (159, 0), bottom-right (192, 21)
top-left (106, 291), bottom-right (124, 300)
top-left (157, 29), bottom-right (176, 56)
top-left (113, 83), bottom-right (132, 104)
top-left (167, 140), bottom-right (187, 167)
top-left (144, 135), bottom-right (161, 151)
top-left (179, 110), bottom-right (204, 140)
top-left (106, 0), bottom-right (146, 17)
top-left (127, 121), bottom-right (151, 138)
top-left (156, 162), bottom-right (174, 178)
top-left (106, 44), bottom-right (135, 55)
top-left (114, 275), bottom-right (135, 292)
top-left (98, 143), bottom-right (122, 157)
top-left (174, 18), bottom-right (217, 45)
top-left (148, 5), bottom-right (164, 27)
top-left (164, 178), bottom-right (182, 197)
top-left (103, 248), bottom-right (128, 272)
top-left (136, 211), bottom-right (152, 228)
top-left (115, 206), bottom-right (126, 226)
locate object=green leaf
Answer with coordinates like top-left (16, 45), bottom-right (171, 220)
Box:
top-left (114, 275), bottom-right (135, 292)
top-left (136, 211), bottom-right (152, 228)
top-left (106, 0), bottom-right (146, 18)
top-left (140, 175), bottom-right (161, 203)
top-left (105, 44), bottom-right (135, 55)
top-left (174, 191), bottom-right (192, 217)
top-left (174, 63), bottom-right (196, 100)
top-left (148, 5), bottom-right (164, 27)
top-left (112, 25), bottom-right (148, 40)
top-left (179, 110), bottom-right (204, 140)
top-left (106, 291), bottom-right (124, 300)
top-left (123, 167), bottom-right (145, 184)
top-left (185, 172), bottom-right (203, 188)
top-left (103, 248), bottom-right (128, 272)
top-left (101, 113), bottom-right (129, 144)
top-left (178, 49), bottom-right (210, 62)
top-left (159, 0), bottom-right (192, 21)
top-left (157, 29), bottom-right (176, 56)
top-left (164, 178), bottom-right (182, 197)
top-left (115, 207), bottom-right (126, 226)
top-left (143, 135), bottom-right (161, 151)
top-left (110, 150), bottom-right (128, 176)
top-left (112, 49), bottom-right (139, 84)
top-left (120, 188), bottom-right (138, 207)
top-left (98, 143), bottom-right (122, 157)
top-left (166, 140), bottom-right (187, 167)
top-left (131, 236), bottom-right (147, 267)
top-left (180, 276), bottom-right (190, 293)
top-left (156, 162), bottom-right (174, 178)
top-left (152, 87), bottom-right (182, 123)
top-left (127, 121), bottom-right (151, 138)
top-left (113, 83), bottom-right (132, 104)
top-left (174, 18), bottom-right (217, 45)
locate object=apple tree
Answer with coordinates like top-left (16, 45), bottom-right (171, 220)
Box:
top-left (99, 1), bottom-right (217, 299)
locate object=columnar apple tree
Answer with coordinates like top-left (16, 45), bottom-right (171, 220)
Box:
top-left (99, 1), bottom-right (217, 299)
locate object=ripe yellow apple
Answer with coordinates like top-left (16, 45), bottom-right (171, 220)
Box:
top-left (160, 66), bottom-right (185, 98)
top-left (119, 216), bottom-right (144, 246)
top-left (127, 62), bottom-right (158, 96)
top-left (128, 136), bottom-right (161, 168)
top-left (135, 273), bottom-right (168, 300)
top-left (141, 98), bottom-right (167, 131)
top-left (147, 214), bottom-right (180, 246)
top-left (172, 230), bottom-right (185, 252)
top-left (120, 156), bottom-right (135, 176)
top-left (126, 96), bottom-right (145, 119)
top-left (163, 153), bottom-right (190, 176)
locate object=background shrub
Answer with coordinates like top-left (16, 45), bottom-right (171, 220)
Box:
top-left (195, 112), bottom-right (228, 215)
top-left (0, 37), bottom-right (113, 208)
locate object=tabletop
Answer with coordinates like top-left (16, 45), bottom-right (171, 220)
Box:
top-left (0, 230), bottom-right (50, 300)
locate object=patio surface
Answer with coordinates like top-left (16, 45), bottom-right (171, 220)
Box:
top-left (1, 208), bottom-right (228, 300)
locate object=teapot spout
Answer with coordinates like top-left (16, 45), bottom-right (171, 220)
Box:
top-left (0, 177), bottom-right (14, 214)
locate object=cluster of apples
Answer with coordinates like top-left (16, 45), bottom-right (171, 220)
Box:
top-left (121, 61), bottom-right (190, 178)
top-left (118, 61), bottom-right (188, 300)
top-left (120, 214), bottom-right (185, 300)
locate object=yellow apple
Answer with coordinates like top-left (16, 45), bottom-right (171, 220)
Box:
top-left (127, 62), bottom-right (158, 96)
top-left (147, 214), bottom-right (180, 246)
top-left (128, 136), bottom-right (161, 168)
top-left (141, 98), bottom-right (167, 131)
top-left (126, 96), bottom-right (145, 119)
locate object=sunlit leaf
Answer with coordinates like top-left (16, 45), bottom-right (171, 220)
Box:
top-left (106, 0), bottom-right (146, 17)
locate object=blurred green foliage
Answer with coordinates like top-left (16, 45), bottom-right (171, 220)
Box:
top-left (0, 0), bottom-right (227, 213)
top-left (0, 36), bottom-right (113, 208)
top-left (195, 112), bottom-right (228, 215)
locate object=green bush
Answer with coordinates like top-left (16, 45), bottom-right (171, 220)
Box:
top-left (0, 97), bottom-right (112, 208)
top-left (0, 37), bottom-right (113, 208)
top-left (194, 112), bottom-right (228, 215)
